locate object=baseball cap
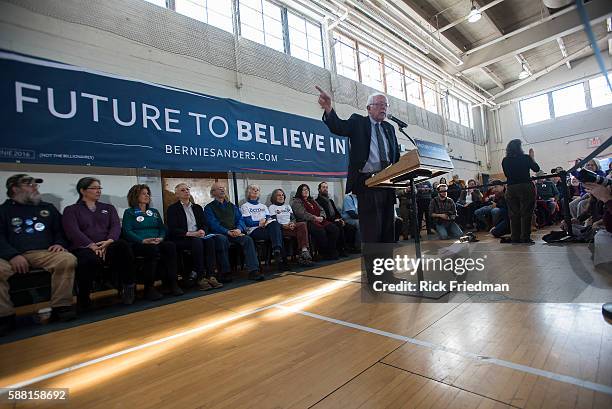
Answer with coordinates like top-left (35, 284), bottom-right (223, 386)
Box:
top-left (6, 174), bottom-right (43, 191)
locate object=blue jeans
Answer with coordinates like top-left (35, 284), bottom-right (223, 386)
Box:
top-left (227, 234), bottom-right (259, 273)
top-left (434, 222), bottom-right (463, 240)
top-left (490, 208), bottom-right (508, 237)
top-left (249, 221), bottom-right (284, 255)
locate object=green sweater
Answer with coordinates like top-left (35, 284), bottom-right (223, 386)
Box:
top-left (122, 207), bottom-right (166, 243)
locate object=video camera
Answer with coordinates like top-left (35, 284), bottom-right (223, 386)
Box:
top-left (576, 168), bottom-right (612, 187)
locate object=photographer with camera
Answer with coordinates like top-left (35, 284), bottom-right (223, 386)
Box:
top-left (429, 184), bottom-right (463, 240)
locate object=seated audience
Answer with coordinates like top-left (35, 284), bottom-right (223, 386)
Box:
top-left (1, 174), bottom-right (76, 335)
top-left (291, 184), bottom-right (340, 260)
top-left (474, 180), bottom-right (507, 235)
top-left (569, 159), bottom-right (603, 219)
top-left (341, 192), bottom-right (361, 248)
top-left (63, 177), bottom-right (137, 307)
top-left (205, 183), bottom-right (263, 281)
top-left (122, 184), bottom-right (183, 300)
top-left (269, 188), bottom-right (314, 266)
top-left (535, 171), bottom-right (559, 226)
top-left (447, 175), bottom-right (462, 202)
top-left (166, 183), bottom-right (224, 290)
top-left (457, 179), bottom-right (483, 229)
top-left (240, 185), bottom-right (286, 271)
top-left (316, 182), bottom-right (357, 254)
top-left (429, 184), bottom-right (463, 240)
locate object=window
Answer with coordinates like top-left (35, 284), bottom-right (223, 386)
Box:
top-left (145, 0), bottom-right (167, 7)
top-left (333, 33), bottom-right (358, 81)
top-left (422, 80), bottom-right (438, 114)
top-left (519, 94), bottom-right (551, 125)
top-left (552, 83), bottom-right (587, 117)
top-left (239, 0), bottom-right (284, 52)
top-left (358, 46), bottom-right (383, 91)
top-left (287, 12), bottom-right (324, 67)
top-left (447, 95), bottom-right (459, 123)
top-left (174, 0), bottom-right (233, 32)
top-left (589, 75), bottom-right (612, 108)
top-left (384, 60), bottom-right (405, 100)
top-left (458, 100), bottom-right (470, 127)
top-left (405, 71), bottom-right (422, 107)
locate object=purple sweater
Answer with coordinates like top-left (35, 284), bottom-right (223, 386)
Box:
top-left (62, 201), bottom-right (121, 249)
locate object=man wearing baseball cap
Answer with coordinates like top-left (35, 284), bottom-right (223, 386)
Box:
top-left (0, 174), bottom-right (76, 335)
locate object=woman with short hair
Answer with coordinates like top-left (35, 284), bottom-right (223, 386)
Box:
top-left (122, 184), bottom-right (183, 300)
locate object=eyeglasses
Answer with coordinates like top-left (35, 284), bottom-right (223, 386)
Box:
top-left (369, 103), bottom-right (389, 108)
top-left (19, 180), bottom-right (38, 187)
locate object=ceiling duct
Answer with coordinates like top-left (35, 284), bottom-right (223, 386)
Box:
top-left (542, 0), bottom-right (574, 9)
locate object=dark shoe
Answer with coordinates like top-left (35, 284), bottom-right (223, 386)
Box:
top-left (248, 270), bottom-right (265, 281)
top-left (500, 237), bottom-right (520, 244)
top-left (219, 274), bottom-right (233, 284)
top-left (183, 271), bottom-right (198, 288)
top-left (0, 314), bottom-right (16, 336)
top-left (145, 286), bottom-right (163, 301)
top-left (122, 284), bottom-right (136, 305)
top-left (273, 248), bottom-right (282, 268)
top-left (77, 295), bottom-right (92, 311)
top-left (339, 251), bottom-right (349, 258)
top-left (170, 281), bottom-right (184, 296)
top-left (521, 238), bottom-right (535, 244)
top-left (51, 306), bottom-right (77, 322)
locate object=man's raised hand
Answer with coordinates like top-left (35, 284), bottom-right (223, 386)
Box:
top-left (315, 86), bottom-right (332, 113)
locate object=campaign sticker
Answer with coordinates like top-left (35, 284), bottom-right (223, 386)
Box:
top-left (101, 209), bottom-right (108, 214)
top-left (146, 210), bottom-right (153, 217)
top-left (34, 222), bottom-right (45, 232)
top-left (25, 219), bottom-right (33, 226)
top-left (13, 227), bottom-right (22, 234)
top-left (25, 227), bottom-right (34, 234)
top-left (40, 209), bottom-right (50, 217)
top-left (11, 217), bottom-right (22, 226)
top-left (136, 216), bottom-right (145, 222)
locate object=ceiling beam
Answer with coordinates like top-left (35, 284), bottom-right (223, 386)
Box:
top-left (556, 37), bottom-right (572, 69)
top-left (434, 0), bottom-right (506, 34)
top-left (493, 40), bottom-right (603, 100)
top-left (460, 0), bottom-right (611, 73)
top-left (481, 66), bottom-right (505, 89)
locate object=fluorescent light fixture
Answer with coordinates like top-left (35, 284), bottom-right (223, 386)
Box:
top-left (467, 3), bottom-right (481, 23)
top-left (518, 64), bottom-right (530, 79)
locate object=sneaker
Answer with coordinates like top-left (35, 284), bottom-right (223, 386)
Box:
top-left (301, 250), bottom-right (312, 260)
top-left (145, 286), bottom-right (163, 301)
top-left (198, 277), bottom-right (213, 291)
top-left (207, 276), bottom-right (223, 289)
top-left (170, 281), bottom-right (184, 296)
top-left (297, 254), bottom-right (314, 266)
top-left (50, 306), bottom-right (77, 322)
top-left (122, 284), bottom-right (136, 305)
top-left (0, 314), bottom-right (16, 336)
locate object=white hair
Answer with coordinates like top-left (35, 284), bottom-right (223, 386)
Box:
top-left (174, 182), bottom-right (189, 193)
top-left (366, 92), bottom-right (388, 107)
top-left (247, 184), bottom-right (261, 195)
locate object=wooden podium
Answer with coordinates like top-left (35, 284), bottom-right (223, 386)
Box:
top-left (366, 139), bottom-right (454, 188)
top-left (365, 139), bottom-right (454, 299)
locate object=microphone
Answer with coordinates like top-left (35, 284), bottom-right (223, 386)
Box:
top-left (387, 114), bottom-right (408, 128)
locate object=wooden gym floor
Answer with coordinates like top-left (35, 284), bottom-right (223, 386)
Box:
top-left (1, 234), bottom-right (611, 408)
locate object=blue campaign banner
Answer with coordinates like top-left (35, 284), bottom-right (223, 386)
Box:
top-left (0, 51), bottom-right (348, 177)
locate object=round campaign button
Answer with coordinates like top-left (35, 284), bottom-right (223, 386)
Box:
top-left (34, 222), bottom-right (45, 232)
top-left (40, 209), bottom-right (50, 217)
top-left (25, 227), bottom-right (34, 234)
top-left (25, 219), bottom-right (34, 226)
top-left (13, 227), bottom-right (22, 234)
top-left (11, 217), bottom-right (22, 226)
top-left (146, 210), bottom-right (153, 217)
top-left (136, 216), bottom-right (145, 222)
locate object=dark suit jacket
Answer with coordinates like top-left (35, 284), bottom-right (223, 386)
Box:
top-left (322, 109), bottom-right (400, 194)
top-left (166, 201), bottom-right (208, 241)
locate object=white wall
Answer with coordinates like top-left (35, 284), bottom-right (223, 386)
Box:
top-left (488, 55), bottom-right (612, 176)
top-left (0, 0), bottom-right (488, 210)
